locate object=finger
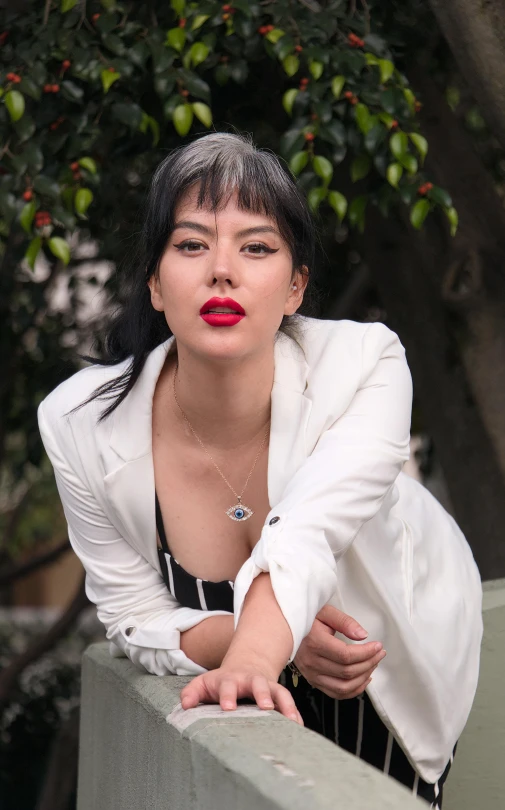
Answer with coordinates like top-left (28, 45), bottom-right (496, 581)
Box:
top-left (271, 683), bottom-right (302, 724)
top-left (180, 678), bottom-right (205, 709)
top-left (310, 649), bottom-right (386, 681)
top-left (316, 605), bottom-right (368, 640)
top-left (219, 678), bottom-right (238, 711)
top-left (316, 669), bottom-right (376, 701)
top-left (317, 638), bottom-right (383, 666)
top-left (251, 675), bottom-right (275, 711)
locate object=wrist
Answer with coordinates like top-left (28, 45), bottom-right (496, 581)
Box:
top-left (221, 644), bottom-right (284, 682)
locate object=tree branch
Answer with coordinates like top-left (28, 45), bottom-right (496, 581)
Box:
top-left (0, 538), bottom-right (71, 588)
top-left (0, 574), bottom-right (89, 712)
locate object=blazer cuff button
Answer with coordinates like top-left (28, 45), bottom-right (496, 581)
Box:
top-left (125, 625), bottom-right (136, 637)
top-left (268, 516), bottom-right (280, 526)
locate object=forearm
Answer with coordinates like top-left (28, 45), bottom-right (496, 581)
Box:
top-left (180, 614), bottom-right (234, 670)
top-left (223, 572), bottom-right (293, 680)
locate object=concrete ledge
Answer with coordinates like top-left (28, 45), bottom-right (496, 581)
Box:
top-left (78, 643), bottom-right (426, 810)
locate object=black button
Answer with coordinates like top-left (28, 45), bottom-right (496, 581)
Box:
top-left (269, 516), bottom-right (280, 525)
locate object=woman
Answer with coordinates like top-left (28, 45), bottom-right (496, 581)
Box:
top-left (38, 132), bottom-right (482, 807)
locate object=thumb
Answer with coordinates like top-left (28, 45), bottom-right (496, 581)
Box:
top-left (316, 605), bottom-right (368, 640)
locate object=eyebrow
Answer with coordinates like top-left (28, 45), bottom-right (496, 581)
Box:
top-left (172, 221), bottom-right (280, 239)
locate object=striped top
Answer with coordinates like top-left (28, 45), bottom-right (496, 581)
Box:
top-left (155, 491), bottom-right (235, 613)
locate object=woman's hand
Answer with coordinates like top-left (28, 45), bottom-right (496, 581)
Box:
top-left (294, 606), bottom-right (386, 700)
top-left (180, 653), bottom-right (304, 725)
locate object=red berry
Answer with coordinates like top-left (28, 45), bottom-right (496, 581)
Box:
top-left (23, 190), bottom-right (33, 201)
top-left (414, 101), bottom-right (422, 112)
top-left (222, 13), bottom-right (230, 20)
top-left (92, 13), bottom-right (100, 22)
top-left (62, 59), bottom-right (71, 70)
top-left (179, 17), bottom-right (186, 27)
top-left (13, 74), bottom-right (21, 83)
top-left (50, 122), bottom-right (59, 131)
top-left (390, 119), bottom-right (399, 129)
top-left (43, 84), bottom-right (52, 93)
top-left (344, 90), bottom-right (353, 99)
top-left (304, 132), bottom-right (315, 141)
top-left (181, 89), bottom-right (189, 97)
top-left (223, 3), bottom-right (232, 10)
top-left (311, 113), bottom-right (318, 121)
top-left (0, 32), bottom-right (8, 45)
top-left (73, 171), bottom-right (82, 181)
top-left (425, 182), bottom-right (433, 191)
top-left (294, 45), bottom-right (303, 53)
top-left (70, 161), bottom-right (79, 171)
top-left (108, 66), bottom-right (115, 73)
top-left (51, 84), bottom-right (60, 92)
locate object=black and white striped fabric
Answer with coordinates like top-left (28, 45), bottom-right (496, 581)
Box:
top-left (155, 491), bottom-right (454, 807)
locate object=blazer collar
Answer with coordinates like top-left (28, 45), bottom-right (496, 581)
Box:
top-left (108, 331), bottom-right (310, 465)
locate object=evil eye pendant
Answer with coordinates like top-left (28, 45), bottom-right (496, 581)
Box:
top-left (226, 503), bottom-right (253, 521)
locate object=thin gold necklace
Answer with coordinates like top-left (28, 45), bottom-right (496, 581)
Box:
top-left (172, 363), bottom-right (270, 522)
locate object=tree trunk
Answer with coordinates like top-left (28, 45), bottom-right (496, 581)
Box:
top-left (428, 0), bottom-right (505, 151)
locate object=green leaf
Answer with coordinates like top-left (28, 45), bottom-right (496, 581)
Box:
top-left (403, 88), bottom-right (416, 113)
top-left (445, 206), bottom-right (459, 237)
top-left (190, 42), bottom-right (210, 67)
top-left (328, 190), bottom-right (347, 222)
top-left (410, 198), bottom-right (431, 230)
top-left (112, 102), bottom-right (143, 129)
top-left (171, 0), bottom-right (185, 14)
top-left (282, 88), bottom-right (298, 116)
top-left (282, 55), bottom-right (299, 77)
top-left (399, 153), bottom-right (418, 175)
top-left (331, 75), bottom-right (345, 100)
top-left (427, 185), bottom-right (453, 208)
top-left (378, 59), bottom-right (394, 84)
top-left (192, 102), bottom-right (212, 128)
top-left (320, 120), bottom-right (346, 147)
top-left (409, 133), bottom-right (428, 164)
top-left (78, 157), bottom-right (98, 174)
top-left (289, 151), bottom-right (308, 176)
top-left (25, 236), bottom-right (42, 270)
top-left (166, 28), bottom-right (186, 52)
top-left (48, 236), bottom-right (71, 265)
top-left (386, 162), bottom-right (403, 188)
top-left (355, 103), bottom-right (371, 135)
top-left (75, 188), bottom-right (94, 217)
top-left (265, 28), bottom-right (286, 45)
top-left (365, 52), bottom-right (379, 66)
top-left (348, 195), bottom-right (368, 232)
top-left (20, 201), bottom-right (36, 234)
top-left (307, 186), bottom-right (327, 213)
top-left (5, 90), bottom-right (25, 122)
top-left (148, 116), bottom-right (160, 145)
top-left (313, 155), bottom-right (333, 185)
top-left (61, 80), bottom-right (84, 103)
top-left (61, 0), bottom-right (77, 11)
top-left (173, 103), bottom-right (193, 136)
top-left (33, 176), bottom-right (60, 199)
top-left (351, 155), bottom-right (371, 182)
top-left (390, 131), bottom-right (408, 159)
top-left (446, 86), bottom-right (460, 112)
top-left (309, 60), bottom-right (324, 81)
top-left (364, 123), bottom-right (386, 153)
top-left (191, 14), bottom-right (210, 31)
top-left (101, 70), bottom-right (120, 93)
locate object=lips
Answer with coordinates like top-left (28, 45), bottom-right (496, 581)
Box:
top-left (199, 297), bottom-right (246, 316)
top-left (200, 297), bottom-right (246, 327)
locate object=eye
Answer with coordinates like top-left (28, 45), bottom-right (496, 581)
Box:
top-left (226, 504), bottom-right (253, 521)
top-left (243, 243), bottom-right (278, 255)
top-left (173, 240), bottom-right (206, 252)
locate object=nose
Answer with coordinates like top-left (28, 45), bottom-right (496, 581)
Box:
top-left (208, 238), bottom-right (238, 288)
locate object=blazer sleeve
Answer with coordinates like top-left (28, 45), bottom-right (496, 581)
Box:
top-left (37, 400), bottom-right (231, 677)
top-left (232, 322), bottom-right (413, 662)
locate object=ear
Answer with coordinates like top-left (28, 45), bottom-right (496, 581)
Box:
top-left (147, 273), bottom-right (164, 312)
top-left (284, 266), bottom-right (309, 316)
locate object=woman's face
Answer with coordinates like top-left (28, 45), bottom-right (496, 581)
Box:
top-left (148, 184), bottom-right (307, 363)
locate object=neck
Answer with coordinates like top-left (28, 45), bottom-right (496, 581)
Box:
top-left (166, 343), bottom-right (274, 451)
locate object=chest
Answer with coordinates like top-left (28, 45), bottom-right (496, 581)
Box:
top-left (152, 420), bottom-right (271, 583)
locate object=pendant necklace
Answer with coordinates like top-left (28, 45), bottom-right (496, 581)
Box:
top-left (172, 363), bottom-right (270, 522)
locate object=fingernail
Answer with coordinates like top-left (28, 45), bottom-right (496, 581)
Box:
top-left (355, 628), bottom-right (368, 639)
top-left (379, 650), bottom-right (387, 659)
top-left (181, 697), bottom-right (191, 709)
top-left (222, 701), bottom-right (234, 710)
top-left (289, 712), bottom-right (298, 722)
top-left (263, 701), bottom-right (274, 710)
top-left (374, 642), bottom-right (383, 653)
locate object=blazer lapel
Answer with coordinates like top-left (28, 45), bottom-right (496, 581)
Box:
top-left (103, 331), bottom-right (312, 568)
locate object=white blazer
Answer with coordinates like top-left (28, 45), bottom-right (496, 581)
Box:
top-left (37, 316), bottom-right (482, 783)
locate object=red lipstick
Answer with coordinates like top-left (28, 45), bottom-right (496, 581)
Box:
top-left (200, 297), bottom-right (246, 327)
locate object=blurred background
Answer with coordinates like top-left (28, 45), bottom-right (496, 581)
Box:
top-left (1, 0), bottom-right (505, 807)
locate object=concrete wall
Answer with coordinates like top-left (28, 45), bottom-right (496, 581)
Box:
top-left (444, 578), bottom-right (505, 810)
top-left (78, 579), bottom-right (505, 810)
top-left (78, 644), bottom-right (426, 810)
